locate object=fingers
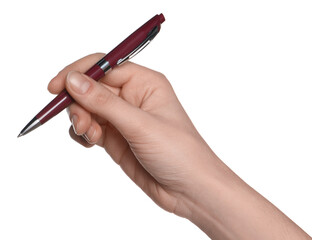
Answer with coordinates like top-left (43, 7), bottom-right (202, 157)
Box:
top-left (69, 126), bottom-right (93, 148)
top-left (82, 118), bottom-right (102, 144)
top-left (68, 103), bottom-right (102, 145)
top-left (67, 103), bottom-right (92, 135)
top-left (52, 53), bottom-right (166, 144)
top-left (65, 71), bottom-right (150, 138)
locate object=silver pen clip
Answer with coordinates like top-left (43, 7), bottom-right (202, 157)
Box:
top-left (117, 26), bottom-right (160, 66)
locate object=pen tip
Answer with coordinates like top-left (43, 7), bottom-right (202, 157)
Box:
top-left (17, 117), bottom-right (41, 138)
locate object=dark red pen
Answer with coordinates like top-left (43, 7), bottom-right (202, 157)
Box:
top-left (18, 14), bottom-right (165, 137)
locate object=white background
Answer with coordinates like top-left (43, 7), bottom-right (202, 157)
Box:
top-left (0, 0), bottom-right (311, 239)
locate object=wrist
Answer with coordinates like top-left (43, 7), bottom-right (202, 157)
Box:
top-left (173, 147), bottom-right (233, 219)
top-left (179, 161), bottom-right (237, 239)
top-left (177, 154), bottom-right (256, 239)
top-left (175, 151), bottom-right (310, 240)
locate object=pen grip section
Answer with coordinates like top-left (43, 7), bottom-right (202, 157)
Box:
top-left (36, 90), bottom-right (73, 124)
top-left (36, 64), bottom-right (105, 125)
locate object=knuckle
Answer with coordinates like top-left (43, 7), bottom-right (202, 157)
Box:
top-left (151, 71), bottom-right (171, 87)
top-left (94, 90), bottom-right (114, 108)
top-left (155, 71), bottom-right (167, 80)
top-left (156, 73), bottom-right (172, 89)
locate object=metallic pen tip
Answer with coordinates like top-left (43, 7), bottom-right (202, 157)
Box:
top-left (18, 117), bottom-right (41, 138)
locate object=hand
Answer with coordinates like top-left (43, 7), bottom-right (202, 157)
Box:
top-left (48, 53), bottom-right (311, 240)
top-left (48, 53), bottom-right (215, 216)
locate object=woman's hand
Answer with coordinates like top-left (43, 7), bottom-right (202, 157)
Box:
top-left (48, 53), bottom-right (311, 240)
top-left (48, 53), bottom-right (215, 217)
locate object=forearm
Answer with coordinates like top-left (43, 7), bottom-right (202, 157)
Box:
top-left (179, 153), bottom-right (311, 240)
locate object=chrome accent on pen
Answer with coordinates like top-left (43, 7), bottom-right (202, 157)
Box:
top-left (117, 26), bottom-right (160, 65)
top-left (97, 59), bottom-right (111, 72)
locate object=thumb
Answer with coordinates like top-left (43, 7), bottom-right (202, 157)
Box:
top-left (65, 71), bottom-right (148, 137)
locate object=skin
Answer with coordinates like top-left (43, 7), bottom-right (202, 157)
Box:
top-left (48, 53), bottom-right (311, 240)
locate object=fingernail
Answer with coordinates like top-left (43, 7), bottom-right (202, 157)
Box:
top-left (67, 71), bottom-right (90, 94)
top-left (71, 114), bottom-right (79, 134)
top-left (84, 125), bottom-right (96, 144)
top-left (82, 134), bottom-right (91, 143)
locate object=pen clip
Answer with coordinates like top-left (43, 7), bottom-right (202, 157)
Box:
top-left (117, 26), bottom-right (160, 66)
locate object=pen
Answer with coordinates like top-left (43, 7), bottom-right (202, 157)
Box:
top-left (18, 13), bottom-right (165, 137)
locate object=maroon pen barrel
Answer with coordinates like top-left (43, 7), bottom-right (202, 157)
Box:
top-left (19, 14), bottom-right (165, 137)
top-left (85, 64), bottom-right (106, 80)
top-left (36, 64), bottom-right (105, 124)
